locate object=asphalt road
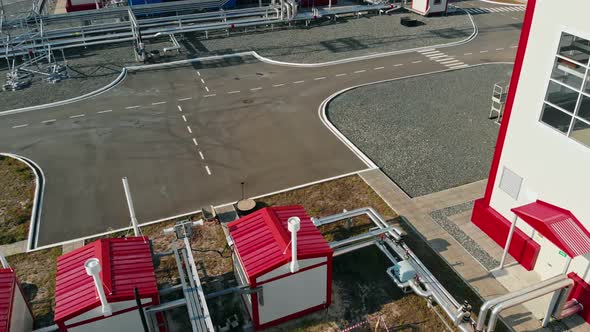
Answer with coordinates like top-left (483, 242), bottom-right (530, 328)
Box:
top-left (0, 0), bottom-right (525, 246)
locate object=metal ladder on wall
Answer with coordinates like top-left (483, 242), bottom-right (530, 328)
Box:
top-left (489, 82), bottom-right (509, 124)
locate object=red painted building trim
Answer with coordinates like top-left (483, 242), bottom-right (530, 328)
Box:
top-left (471, 199), bottom-right (540, 270)
top-left (482, 0), bottom-right (537, 206)
top-left (567, 272), bottom-right (590, 323)
top-left (470, 0), bottom-right (540, 270)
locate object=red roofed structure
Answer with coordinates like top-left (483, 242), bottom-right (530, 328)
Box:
top-left (54, 237), bottom-right (161, 331)
top-left (0, 269), bottom-right (33, 332)
top-left (228, 205), bottom-right (333, 330)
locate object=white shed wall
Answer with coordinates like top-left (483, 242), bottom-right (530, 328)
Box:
top-left (256, 257), bottom-right (327, 284)
top-left (10, 287), bottom-right (33, 332)
top-left (428, 0), bottom-right (447, 14)
top-left (258, 264), bottom-right (327, 325)
top-left (411, 0), bottom-right (427, 14)
top-left (69, 308), bottom-right (146, 332)
top-left (65, 299), bottom-right (150, 328)
top-left (489, 0), bottom-right (590, 281)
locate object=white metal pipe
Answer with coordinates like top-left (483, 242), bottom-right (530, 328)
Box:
top-left (0, 250), bottom-right (9, 268)
top-left (183, 237), bottom-right (215, 332)
top-left (122, 177), bottom-right (140, 237)
top-left (499, 214), bottom-right (518, 270)
top-left (486, 277), bottom-right (573, 332)
top-left (84, 258), bottom-right (112, 316)
top-left (475, 274), bottom-right (565, 332)
top-left (288, 216), bottom-right (300, 273)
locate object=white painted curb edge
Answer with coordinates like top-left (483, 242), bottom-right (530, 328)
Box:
top-left (0, 153), bottom-right (45, 252)
top-left (318, 61), bottom-right (516, 180)
top-left (478, 0), bottom-right (526, 7)
top-left (31, 168), bottom-right (374, 251)
top-left (0, 69), bottom-right (128, 117)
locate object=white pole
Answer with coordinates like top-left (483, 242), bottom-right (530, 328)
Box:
top-left (0, 251), bottom-right (9, 269)
top-left (288, 217), bottom-right (300, 273)
top-left (84, 258), bottom-right (112, 316)
top-left (122, 177), bottom-right (140, 237)
top-left (562, 256), bottom-right (572, 274)
top-left (499, 214), bottom-right (519, 270)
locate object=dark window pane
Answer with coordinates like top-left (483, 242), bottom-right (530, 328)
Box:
top-left (558, 32), bottom-right (590, 65)
top-left (578, 94), bottom-right (590, 122)
top-left (540, 103), bottom-right (573, 133)
top-left (551, 57), bottom-right (585, 89)
top-left (571, 119), bottom-right (590, 147)
top-left (545, 81), bottom-right (579, 113)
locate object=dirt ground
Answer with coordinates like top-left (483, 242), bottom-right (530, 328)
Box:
top-left (4, 174), bottom-right (473, 331)
top-left (7, 247), bottom-right (61, 328)
top-left (0, 155), bottom-right (35, 245)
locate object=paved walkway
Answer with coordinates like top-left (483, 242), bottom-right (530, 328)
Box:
top-left (360, 168), bottom-right (588, 331)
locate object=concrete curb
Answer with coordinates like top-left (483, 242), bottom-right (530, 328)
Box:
top-left (319, 62), bottom-right (515, 174)
top-left (0, 8), bottom-right (477, 115)
top-left (478, 0), bottom-right (526, 7)
top-left (252, 8), bottom-right (478, 68)
top-left (0, 153), bottom-right (45, 252)
top-left (0, 68), bottom-right (128, 117)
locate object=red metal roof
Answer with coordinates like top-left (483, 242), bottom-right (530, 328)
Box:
top-left (512, 200), bottom-right (590, 257)
top-left (0, 269), bottom-right (16, 332)
top-left (228, 205), bottom-right (332, 283)
top-left (54, 237), bottom-right (158, 323)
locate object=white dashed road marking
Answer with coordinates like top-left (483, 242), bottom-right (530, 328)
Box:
top-left (70, 114), bottom-right (85, 118)
top-left (273, 83), bottom-right (285, 87)
top-left (228, 90), bottom-right (241, 94)
top-left (41, 119), bottom-right (56, 123)
top-left (182, 115), bottom-right (187, 122)
top-left (374, 67), bottom-right (385, 70)
top-left (205, 166), bottom-right (211, 175)
top-left (187, 126), bottom-right (192, 134)
top-left (151, 101), bottom-right (166, 105)
top-left (197, 71), bottom-right (201, 76)
top-left (204, 94), bottom-right (216, 97)
top-left (293, 81), bottom-right (305, 84)
top-left (250, 87), bottom-right (263, 91)
top-left (125, 106), bottom-right (140, 109)
top-left (198, 151), bottom-right (205, 160)
top-left (480, 50), bottom-right (489, 53)
top-left (411, 60), bottom-right (423, 64)
top-left (353, 70), bottom-right (366, 74)
top-left (178, 97), bottom-right (192, 101)
top-left (464, 53), bottom-right (473, 56)
top-left (450, 64), bottom-right (470, 69)
top-left (314, 77), bottom-right (326, 81)
top-left (335, 73), bottom-right (347, 77)
top-left (97, 110), bottom-right (112, 114)
top-left (177, 105), bottom-right (183, 112)
top-left (496, 48), bottom-right (505, 51)
top-left (394, 64), bottom-right (404, 67)
top-left (12, 124), bottom-right (28, 128)
top-left (200, 78), bottom-right (205, 84)
top-left (193, 138), bottom-right (198, 146)
top-left (205, 86), bottom-right (210, 92)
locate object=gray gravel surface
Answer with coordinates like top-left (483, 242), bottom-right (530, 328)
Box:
top-left (429, 201), bottom-right (500, 270)
top-left (189, 10), bottom-right (473, 63)
top-left (0, 44), bottom-right (135, 111)
top-left (0, 9), bottom-right (472, 110)
top-left (327, 64), bottom-right (514, 197)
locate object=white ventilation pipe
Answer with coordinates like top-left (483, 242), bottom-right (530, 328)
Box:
top-left (84, 258), bottom-right (113, 317)
top-left (122, 177), bottom-right (140, 237)
top-left (288, 217), bottom-right (300, 273)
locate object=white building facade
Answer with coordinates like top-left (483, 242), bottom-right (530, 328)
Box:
top-left (471, 0), bottom-right (590, 324)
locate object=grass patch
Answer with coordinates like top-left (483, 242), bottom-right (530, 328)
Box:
top-left (0, 155), bottom-right (35, 245)
top-left (7, 247), bottom-right (61, 329)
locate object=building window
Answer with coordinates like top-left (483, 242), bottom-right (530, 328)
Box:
top-left (434, 0), bottom-right (441, 4)
top-left (540, 32), bottom-right (590, 147)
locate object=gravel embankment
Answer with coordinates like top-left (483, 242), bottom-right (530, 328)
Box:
top-left (327, 64), bottom-right (514, 197)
